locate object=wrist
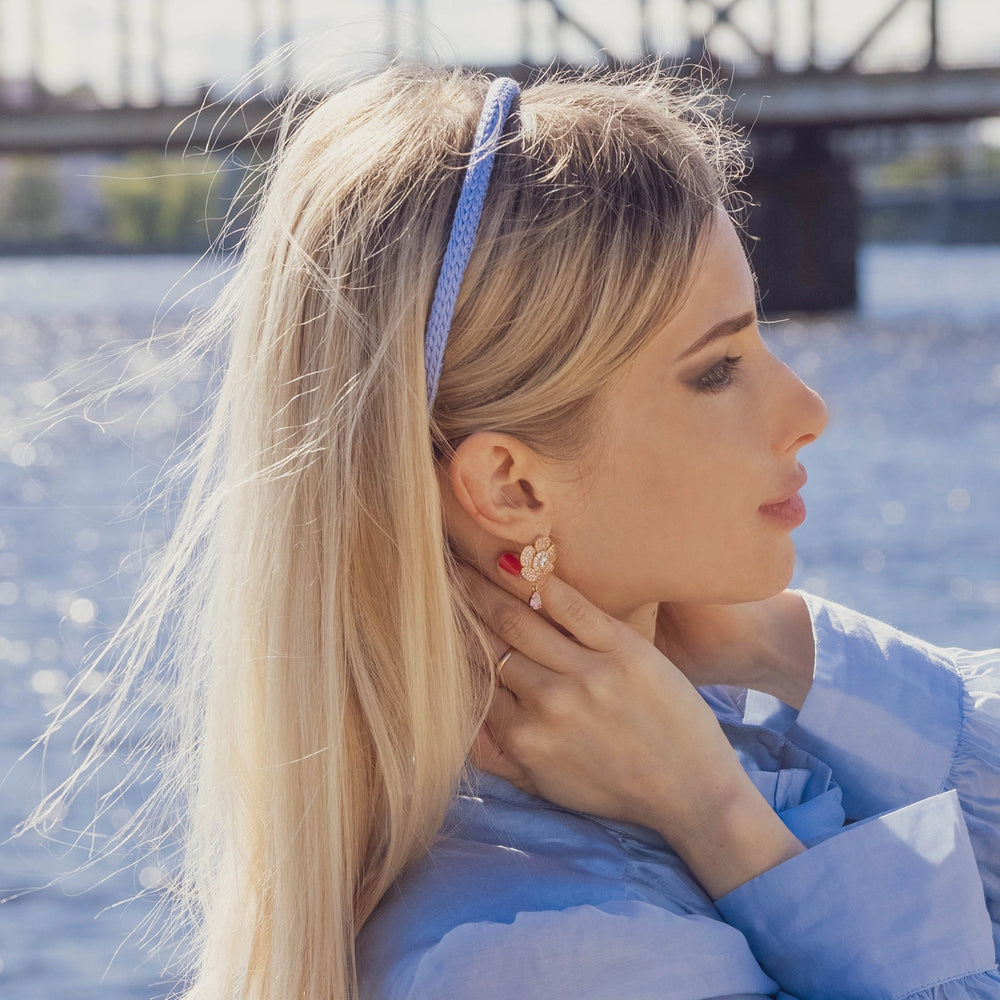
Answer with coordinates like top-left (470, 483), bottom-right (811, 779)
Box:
top-left (663, 773), bottom-right (805, 900)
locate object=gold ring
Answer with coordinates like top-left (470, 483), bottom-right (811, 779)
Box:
top-left (494, 647), bottom-right (515, 678)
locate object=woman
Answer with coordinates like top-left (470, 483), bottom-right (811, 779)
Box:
top-left (28, 66), bottom-right (1000, 999)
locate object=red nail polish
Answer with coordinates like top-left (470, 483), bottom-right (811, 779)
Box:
top-left (498, 552), bottom-right (522, 575)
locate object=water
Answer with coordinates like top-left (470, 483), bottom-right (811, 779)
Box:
top-left (1, 245), bottom-right (999, 999)
top-left (786, 245), bottom-right (1000, 639)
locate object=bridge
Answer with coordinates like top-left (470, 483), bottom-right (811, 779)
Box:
top-left (1, 0), bottom-right (998, 309)
top-left (2, 0), bottom-right (999, 149)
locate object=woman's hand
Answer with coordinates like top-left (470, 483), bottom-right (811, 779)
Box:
top-left (466, 566), bottom-right (804, 900)
top-left (657, 592), bottom-right (816, 711)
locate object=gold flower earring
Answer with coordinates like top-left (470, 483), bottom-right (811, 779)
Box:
top-left (519, 535), bottom-right (556, 610)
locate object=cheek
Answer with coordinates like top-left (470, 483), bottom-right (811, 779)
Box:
top-left (582, 391), bottom-right (795, 605)
top-left (616, 445), bottom-right (748, 569)
top-left (589, 392), bottom-right (765, 539)
top-left (638, 416), bottom-right (760, 514)
top-left (569, 448), bottom-right (791, 608)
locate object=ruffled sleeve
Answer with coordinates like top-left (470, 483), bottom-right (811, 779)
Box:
top-left (742, 593), bottom-right (1000, 956)
top-left (716, 790), bottom-right (1000, 999)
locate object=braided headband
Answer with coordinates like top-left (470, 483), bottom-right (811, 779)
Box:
top-left (424, 77), bottom-right (520, 408)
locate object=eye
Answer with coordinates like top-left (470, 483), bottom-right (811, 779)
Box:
top-left (694, 355), bottom-right (743, 394)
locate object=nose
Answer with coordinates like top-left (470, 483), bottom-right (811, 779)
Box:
top-left (776, 358), bottom-right (828, 454)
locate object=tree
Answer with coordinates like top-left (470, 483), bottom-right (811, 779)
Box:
top-left (101, 153), bottom-right (226, 250)
top-left (0, 156), bottom-right (62, 243)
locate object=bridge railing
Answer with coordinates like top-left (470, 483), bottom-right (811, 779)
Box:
top-left (1, 0), bottom-right (998, 113)
top-left (1, 0), bottom-right (998, 310)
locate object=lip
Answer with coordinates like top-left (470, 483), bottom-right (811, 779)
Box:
top-left (759, 467), bottom-right (808, 528)
top-left (760, 466), bottom-right (808, 509)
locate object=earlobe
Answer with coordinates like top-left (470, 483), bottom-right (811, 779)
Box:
top-left (447, 432), bottom-right (549, 540)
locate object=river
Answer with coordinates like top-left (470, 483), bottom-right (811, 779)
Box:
top-left (1, 244), bottom-right (999, 998)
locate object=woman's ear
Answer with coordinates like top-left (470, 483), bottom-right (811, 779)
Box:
top-left (446, 432), bottom-right (552, 543)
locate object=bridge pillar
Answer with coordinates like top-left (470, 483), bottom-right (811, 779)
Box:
top-left (744, 128), bottom-right (859, 313)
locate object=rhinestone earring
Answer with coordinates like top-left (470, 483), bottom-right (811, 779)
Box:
top-left (519, 535), bottom-right (556, 610)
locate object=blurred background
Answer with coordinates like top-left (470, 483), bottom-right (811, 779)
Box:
top-left (1, 2), bottom-right (999, 998)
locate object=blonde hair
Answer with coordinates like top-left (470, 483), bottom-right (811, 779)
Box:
top-left (26, 64), bottom-right (742, 999)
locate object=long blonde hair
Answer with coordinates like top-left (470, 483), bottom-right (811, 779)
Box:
top-left (26, 65), bottom-right (742, 999)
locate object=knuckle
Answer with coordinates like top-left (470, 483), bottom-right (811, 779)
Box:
top-left (561, 595), bottom-right (591, 632)
top-left (580, 671), bottom-right (615, 710)
top-left (538, 682), bottom-right (574, 723)
top-left (578, 663), bottom-right (607, 697)
top-left (494, 604), bottom-right (530, 645)
top-left (605, 629), bottom-right (640, 665)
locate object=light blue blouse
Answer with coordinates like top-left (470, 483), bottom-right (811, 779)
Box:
top-left (357, 594), bottom-right (1000, 999)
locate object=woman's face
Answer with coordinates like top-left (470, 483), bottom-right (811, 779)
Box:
top-left (556, 211), bottom-right (828, 623)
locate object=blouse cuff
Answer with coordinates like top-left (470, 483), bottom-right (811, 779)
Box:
top-left (715, 790), bottom-right (996, 1000)
top-left (743, 593), bottom-right (964, 818)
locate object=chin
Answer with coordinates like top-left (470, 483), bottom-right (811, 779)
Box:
top-left (718, 544), bottom-right (797, 605)
top-left (756, 543), bottom-right (798, 599)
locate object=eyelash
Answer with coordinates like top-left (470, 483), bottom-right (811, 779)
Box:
top-left (695, 355), bottom-right (743, 394)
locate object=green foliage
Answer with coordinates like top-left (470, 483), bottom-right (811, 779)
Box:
top-left (871, 146), bottom-right (1000, 190)
top-left (0, 157), bottom-right (62, 241)
top-left (984, 146), bottom-right (1000, 174)
top-left (100, 154), bottom-right (226, 249)
top-left (0, 152), bottom-right (236, 250)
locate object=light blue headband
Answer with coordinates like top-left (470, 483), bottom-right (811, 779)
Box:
top-left (424, 77), bottom-right (520, 408)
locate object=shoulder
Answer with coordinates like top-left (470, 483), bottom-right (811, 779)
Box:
top-left (362, 898), bottom-right (777, 1000)
top-left (356, 781), bottom-right (775, 1000)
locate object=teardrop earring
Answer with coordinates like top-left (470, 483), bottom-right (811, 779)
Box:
top-left (519, 535), bottom-right (556, 610)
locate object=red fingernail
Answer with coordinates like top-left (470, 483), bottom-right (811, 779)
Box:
top-left (498, 552), bottom-right (522, 575)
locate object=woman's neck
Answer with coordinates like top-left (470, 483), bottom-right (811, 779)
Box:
top-left (621, 602), bottom-right (659, 644)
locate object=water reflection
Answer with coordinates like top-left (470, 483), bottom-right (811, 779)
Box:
top-left (0, 247), bottom-right (998, 998)
top-left (760, 296), bottom-right (1000, 628)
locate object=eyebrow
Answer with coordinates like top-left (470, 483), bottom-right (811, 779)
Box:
top-left (674, 310), bottom-right (756, 363)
